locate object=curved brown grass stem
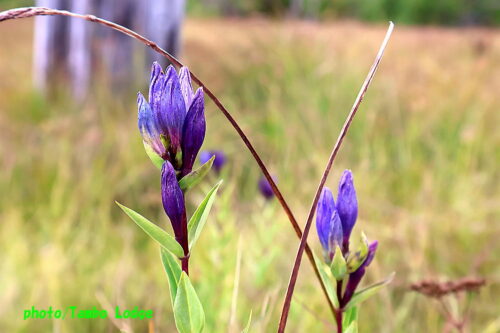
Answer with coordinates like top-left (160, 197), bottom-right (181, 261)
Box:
top-left (0, 6), bottom-right (336, 317)
top-left (277, 22), bottom-right (394, 333)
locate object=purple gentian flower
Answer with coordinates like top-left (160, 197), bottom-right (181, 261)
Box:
top-left (161, 160), bottom-right (187, 250)
top-left (336, 170), bottom-right (358, 248)
top-left (199, 150), bottom-right (227, 174)
top-left (342, 241), bottom-right (378, 306)
top-left (258, 176), bottom-right (276, 200)
top-left (316, 170), bottom-right (358, 254)
top-left (316, 187), bottom-right (343, 262)
top-left (138, 62), bottom-right (205, 177)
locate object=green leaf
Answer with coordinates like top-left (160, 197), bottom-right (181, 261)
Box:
top-left (160, 248), bottom-right (182, 306)
top-left (313, 251), bottom-right (339, 308)
top-left (343, 321), bottom-right (358, 333)
top-left (343, 306), bottom-right (358, 329)
top-left (174, 272), bottom-right (205, 333)
top-left (331, 246), bottom-right (347, 280)
top-left (179, 156), bottom-right (215, 192)
top-left (345, 272), bottom-right (395, 310)
top-left (241, 310), bottom-right (252, 333)
top-left (116, 201), bottom-right (184, 258)
top-left (188, 180), bottom-right (223, 250)
top-left (143, 141), bottom-right (164, 169)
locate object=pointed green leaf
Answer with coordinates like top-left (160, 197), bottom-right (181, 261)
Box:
top-left (343, 321), bottom-right (358, 333)
top-left (345, 272), bottom-right (395, 310)
top-left (160, 248), bottom-right (182, 306)
top-left (343, 306), bottom-right (358, 329)
top-left (143, 141), bottom-right (164, 169)
top-left (116, 201), bottom-right (184, 258)
top-left (313, 251), bottom-right (339, 308)
top-left (179, 156), bottom-right (215, 192)
top-left (241, 310), bottom-right (252, 333)
top-left (331, 246), bottom-right (347, 280)
top-left (188, 180), bottom-right (223, 250)
top-left (174, 272), bottom-right (205, 333)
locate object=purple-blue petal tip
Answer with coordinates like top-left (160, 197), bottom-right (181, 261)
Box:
top-left (336, 169), bottom-right (358, 244)
top-left (181, 87), bottom-right (206, 175)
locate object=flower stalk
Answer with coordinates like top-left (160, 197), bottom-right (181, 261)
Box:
top-left (278, 22), bottom-right (394, 333)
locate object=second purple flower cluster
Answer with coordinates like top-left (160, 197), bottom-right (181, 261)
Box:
top-left (316, 170), bottom-right (378, 307)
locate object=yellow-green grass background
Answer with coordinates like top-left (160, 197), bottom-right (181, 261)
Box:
top-left (0, 18), bottom-right (499, 332)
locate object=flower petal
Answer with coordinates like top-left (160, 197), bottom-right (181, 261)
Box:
top-left (149, 62), bottom-right (164, 112)
top-left (179, 67), bottom-right (194, 110)
top-left (138, 92), bottom-right (165, 156)
top-left (181, 87), bottom-right (205, 174)
top-left (316, 187), bottom-right (335, 252)
top-left (329, 210), bottom-right (343, 254)
top-left (363, 241), bottom-right (378, 267)
top-left (336, 170), bottom-right (358, 244)
top-left (157, 65), bottom-right (187, 154)
top-left (161, 161), bottom-right (186, 240)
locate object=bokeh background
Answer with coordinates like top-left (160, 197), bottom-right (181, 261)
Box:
top-left (0, 0), bottom-right (499, 332)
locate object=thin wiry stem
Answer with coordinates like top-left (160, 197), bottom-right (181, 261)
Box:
top-left (278, 22), bottom-right (395, 333)
top-left (0, 6), bottom-right (336, 316)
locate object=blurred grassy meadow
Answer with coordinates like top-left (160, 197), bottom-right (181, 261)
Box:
top-left (0, 16), bottom-right (499, 332)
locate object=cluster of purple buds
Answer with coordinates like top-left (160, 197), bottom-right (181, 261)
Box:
top-left (316, 170), bottom-right (378, 307)
top-left (138, 62), bottom-right (206, 255)
top-left (199, 150), bottom-right (227, 174)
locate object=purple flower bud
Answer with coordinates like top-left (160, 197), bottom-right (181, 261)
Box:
top-left (181, 88), bottom-right (206, 176)
top-left (336, 170), bottom-right (358, 247)
top-left (316, 187), bottom-right (343, 261)
top-left (199, 150), bottom-right (227, 173)
top-left (258, 175), bottom-right (276, 200)
top-left (140, 63), bottom-right (206, 176)
top-left (342, 266), bottom-right (365, 307)
top-left (161, 161), bottom-right (186, 241)
top-left (138, 92), bottom-right (165, 157)
top-left (342, 241), bottom-right (378, 306)
top-left (157, 65), bottom-right (187, 156)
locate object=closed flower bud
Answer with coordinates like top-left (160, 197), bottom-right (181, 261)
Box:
top-left (316, 187), bottom-right (343, 262)
top-left (161, 160), bottom-right (186, 243)
top-left (336, 170), bottom-right (358, 249)
top-left (138, 63), bottom-right (206, 177)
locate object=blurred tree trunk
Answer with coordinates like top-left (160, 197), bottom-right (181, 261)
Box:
top-left (144, 0), bottom-right (185, 68)
top-left (289, 0), bottom-right (304, 17)
top-left (33, 0), bottom-right (185, 99)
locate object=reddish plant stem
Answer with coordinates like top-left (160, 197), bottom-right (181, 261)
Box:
top-left (178, 211), bottom-right (190, 275)
top-left (181, 257), bottom-right (189, 275)
top-left (334, 310), bottom-right (342, 333)
top-left (0, 7), bottom-right (336, 316)
top-left (335, 280), bottom-right (344, 333)
top-left (277, 22), bottom-right (394, 333)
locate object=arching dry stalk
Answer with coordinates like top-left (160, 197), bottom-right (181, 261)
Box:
top-left (0, 6), bottom-right (337, 317)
